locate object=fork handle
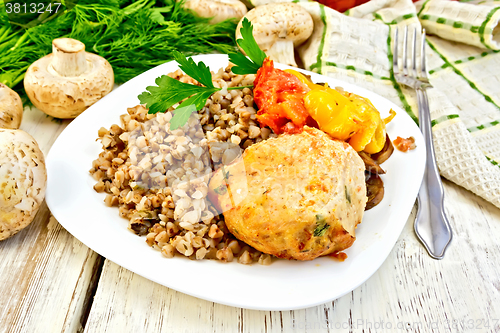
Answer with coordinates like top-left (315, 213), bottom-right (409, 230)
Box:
top-left (414, 88), bottom-right (453, 259)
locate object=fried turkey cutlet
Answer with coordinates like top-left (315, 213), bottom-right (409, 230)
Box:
top-left (208, 126), bottom-right (367, 260)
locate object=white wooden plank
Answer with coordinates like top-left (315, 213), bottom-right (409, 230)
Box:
top-left (18, 106), bottom-right (72, 157)
top-left (17, 104), bottom-right (500, 333)
top-left (0, 209), bottom-right (102, 333)
top-left (84, 180), bottom-right (500, 333)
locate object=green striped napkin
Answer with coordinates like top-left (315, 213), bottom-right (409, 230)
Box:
top-left (250, 0), bottom-right (500, 208)
top-left (416, 0), bottom-right (500, 50)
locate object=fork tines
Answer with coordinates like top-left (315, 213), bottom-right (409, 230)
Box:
top-left (393, 26), bottom-right (427, 79)
top-left (393, 26), bottom-right (430, 88)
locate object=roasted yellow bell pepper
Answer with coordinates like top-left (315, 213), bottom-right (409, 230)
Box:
top-left (363, 117), bottom-right (386, 153)
top-left (363, 109), bottom-right (396, 153)
top-left (284, 69), bottom-right (318, 90)
top-left (287, 70), bottom-right (391, 153)
top-left (303, 89), bottom-right (360, 141)
top-left (343, 94), bottom-right (384, 153)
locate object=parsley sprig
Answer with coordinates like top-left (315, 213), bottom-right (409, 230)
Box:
top-left (137, 75), bottom-right (211, 115)
top-left (173, 51), bottom-right (216, 88)
top-left (138, 18), bottom-right (267, 130)
top-left (138, 50), bottom-right (221, 116)
top-left (229, 18), bottom-right (267, 75)
top-left (168, 104), bottom-right (197, 130)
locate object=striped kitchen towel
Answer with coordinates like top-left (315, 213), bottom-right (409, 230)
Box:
top-left (249, 0), bottom-right (500, 208)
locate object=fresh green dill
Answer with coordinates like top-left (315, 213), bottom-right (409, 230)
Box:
top-left (345, 186), bottom-right (351, 204)
top-left (136, 18), bottom-right (267, 129)
top-left (228, 17), bottom-right (267, 75)
top-left (213, 166), bottom-right (231, 195)
top-left (214, 184), bottom-right (228, 195)
top-left (314, 215), bottom-right (330, 237)
top-left (149, 5), bottom-right (174, 25)
top-left (222, 167), bottom-right (231, 181)
top-left (49, 116), bottom-right (63, 124)
top-left (1, 0), bottom-right (238, 103)
top-left (314, 223), bottom-right (330, 237)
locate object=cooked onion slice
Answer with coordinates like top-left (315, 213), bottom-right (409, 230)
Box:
top-left (358, 151), bottom-right (385, 175)
top-left (365, 172), bottom-right (384, 210)
top-left (371, 133), bottom-right (394, 164)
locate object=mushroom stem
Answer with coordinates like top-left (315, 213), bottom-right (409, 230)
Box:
top-left (267, 40), bottom-right (297, 67)
top-left (50, 38), bottom-right (88, 77)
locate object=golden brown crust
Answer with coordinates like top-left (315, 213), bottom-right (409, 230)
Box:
top-left (209, 127), bottom-right (367, 260)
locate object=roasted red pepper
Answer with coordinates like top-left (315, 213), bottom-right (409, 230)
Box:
top-left (314, 0), bottom-right (369, 13)
top-left (253, 58), bottom-right (313, 134)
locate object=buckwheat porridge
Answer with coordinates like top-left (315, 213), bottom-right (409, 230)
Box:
top-left (90, 65), bottom-right (276, 264)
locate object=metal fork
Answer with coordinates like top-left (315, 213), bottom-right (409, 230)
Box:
top-left (393, 26), bottom-right (452, 259)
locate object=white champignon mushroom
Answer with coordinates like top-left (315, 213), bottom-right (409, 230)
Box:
top-left (0, 83), bottom-right (23, 129)
top-left (0, 129), bottom-right (47, 241)
top-left (24, 38), bottom-right (114, 119)
top-left (183, 0), bottom-right (247, 24)
top-left (236, 3), bottom-right (314, 67)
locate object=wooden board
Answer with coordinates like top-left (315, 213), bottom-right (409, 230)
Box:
top-left (2, 106), bottom-right (500, 333)
top-left (84, 181), bottom-right (500, 333)
top-left (0, 108), bottom-right (102, 333)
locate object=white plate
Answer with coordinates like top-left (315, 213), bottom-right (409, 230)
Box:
top-left (45, 54), bottom-right (425, 311)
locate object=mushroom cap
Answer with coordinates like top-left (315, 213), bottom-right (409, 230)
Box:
top-left (236, 3), bottom-right (314, 49)
top-left (24, 39), bottom-right (114, 119)
top-left (241, 0), bottom-right (267, 7)
top-left (0, 129), bottom-right (47, 241)
top-left (183, 0), bottom-right (247, 24)
top-left (0, 83), bottom-right (23, 129)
